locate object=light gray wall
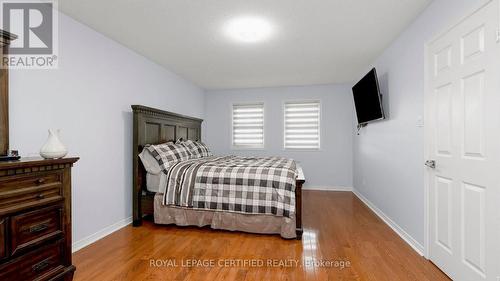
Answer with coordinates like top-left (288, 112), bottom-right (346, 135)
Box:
top-left (353, 0), bottom-right (484, 246)
top-left (205, 84), bottom-right (354, 189)
top-left (9, 13), bottom-right (205, 244)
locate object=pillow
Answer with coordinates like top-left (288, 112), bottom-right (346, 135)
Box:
top-left (195, 141), bottom-right (213, 157)
top-left (138, 148), bottom-right (162, 174)
top-left (145, 143), bottom-right (191, 172)
top-left (177, 139), bottom-right (212, 158)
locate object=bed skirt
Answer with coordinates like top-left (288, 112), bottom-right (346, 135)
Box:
top-left (153, 194), bottom-right (297, 239)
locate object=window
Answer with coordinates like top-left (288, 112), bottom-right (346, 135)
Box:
top-left (284, 101), bottom-right (320, 150)
top-left (232, 103), bottom-right (264, 149)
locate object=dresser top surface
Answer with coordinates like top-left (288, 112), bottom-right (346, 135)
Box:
top-left (0, 157), bottom-right (79, 170)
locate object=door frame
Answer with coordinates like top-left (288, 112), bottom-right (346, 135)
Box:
top-left (423, 0), bottom-right (499, 259)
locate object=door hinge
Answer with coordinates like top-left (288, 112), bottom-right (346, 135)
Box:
top-left (497, 29), bottom-right (500, 43)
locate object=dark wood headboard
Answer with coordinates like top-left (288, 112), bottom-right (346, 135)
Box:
top-left (131, 105), bottom-right (203, 226)
top-left (132, 105), bottom-right (202, 146)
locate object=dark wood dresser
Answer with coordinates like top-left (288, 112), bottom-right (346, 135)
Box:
top-left (0, 157), bottom-right (78, 281)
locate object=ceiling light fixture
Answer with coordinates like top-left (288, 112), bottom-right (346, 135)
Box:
top-left (224, 16), bottom-right (273, 43)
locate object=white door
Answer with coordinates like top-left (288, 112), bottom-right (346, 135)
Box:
top-left (425, 1), bottom-right (500, 280)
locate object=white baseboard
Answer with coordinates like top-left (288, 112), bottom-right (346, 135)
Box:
top-left (72, 216), bottom-right (132, 253)
top-left (302, 186), bottom-right (353, 192)
top-left (352, 189), bottom-right (424, 256)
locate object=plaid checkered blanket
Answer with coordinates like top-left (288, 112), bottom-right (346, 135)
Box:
top-left (162, 156), bottom-right (297, 218)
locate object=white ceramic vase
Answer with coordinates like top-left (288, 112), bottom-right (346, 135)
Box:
top-left (40, 129), bottom-right (68, 159)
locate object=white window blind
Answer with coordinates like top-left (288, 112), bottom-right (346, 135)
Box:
top-left (284, 101), bottom-right (320, 150)
top-left (232, 103), bottom-right (264, 148)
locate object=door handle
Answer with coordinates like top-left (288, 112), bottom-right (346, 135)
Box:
top-left (425, 160), bottom-right (436, 169)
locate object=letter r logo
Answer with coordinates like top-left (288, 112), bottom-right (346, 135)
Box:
top-left (2, 2), bottom-right (53, 54)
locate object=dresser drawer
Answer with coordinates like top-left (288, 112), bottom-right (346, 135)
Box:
top-left (0, 218), bottom-right (5, 260)
top-left (10, 205), bottom-right (63, 256)
top-left (0, 171), bottom-right (63, 215)
top-left (0, 158), bottom-right (77, 281)
top-left (0, 240), bottom-right (65, 281)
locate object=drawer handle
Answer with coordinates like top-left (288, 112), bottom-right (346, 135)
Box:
top-left (32, 258), bottom-right (51, 272)
top-left (36, 193), bottom-right (45, 200)
top-left (35, 178), bottom-right (46, 185)
top-left (29, 223), bottom-right (49, 233)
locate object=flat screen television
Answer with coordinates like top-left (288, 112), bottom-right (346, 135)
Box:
top-left (352, 68), bottom-right (385, 125)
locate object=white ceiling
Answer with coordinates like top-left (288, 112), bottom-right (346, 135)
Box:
top-left (59, 0), bottom-right (432, 90)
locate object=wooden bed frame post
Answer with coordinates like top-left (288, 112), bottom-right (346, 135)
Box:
top-left (295, 166), bottom-right (305, 239)
top-left (132, 106), bottom-right (142, 226)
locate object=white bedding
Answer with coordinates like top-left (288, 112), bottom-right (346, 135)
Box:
top-left (146, 172), bottom-right (167, 193)
top-left (140, 148), bottom-right (168, 193)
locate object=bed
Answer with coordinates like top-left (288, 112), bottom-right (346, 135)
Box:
top-left (131, 105), bottom-right (305, 239)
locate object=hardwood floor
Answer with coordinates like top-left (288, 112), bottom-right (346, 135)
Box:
top-left (73, 191), bottom-right (450, 281)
